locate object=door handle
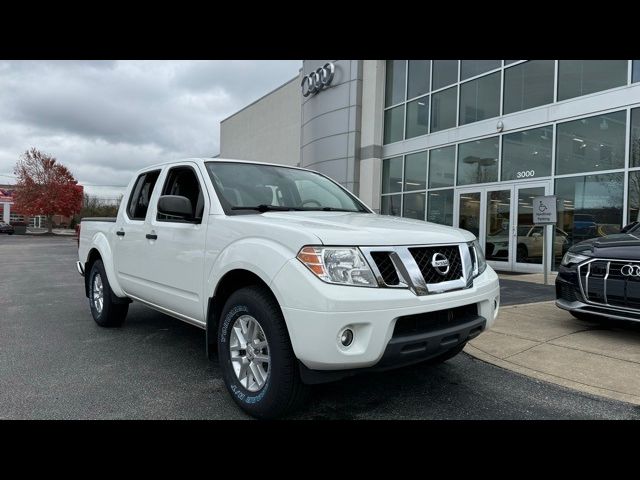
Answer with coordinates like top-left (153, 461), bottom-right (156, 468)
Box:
top-left (116, 230), bottom-right (125, 237)
top-left (146, 233), bottom-right (158, 240)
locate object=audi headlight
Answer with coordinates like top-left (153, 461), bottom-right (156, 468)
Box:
top-left (561, 251), bottom-right (588, 267)
top-left (297, 246), bottom-right (377, 287)
top-left (469, 240), bottom-right (487, 278)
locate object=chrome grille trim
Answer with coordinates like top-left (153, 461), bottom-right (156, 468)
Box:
top-left (577, 257), bottom-right (640, 314)
top-left (360, 244), bottom-right (472, 296)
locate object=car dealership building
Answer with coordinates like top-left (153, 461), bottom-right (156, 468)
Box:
top-left (219, 60), bottom-right (640, 273)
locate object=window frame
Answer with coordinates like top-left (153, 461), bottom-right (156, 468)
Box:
top-left (126, 169), bottom-right (161, 222)
top-left (156, 164), bottom-right (205, 224)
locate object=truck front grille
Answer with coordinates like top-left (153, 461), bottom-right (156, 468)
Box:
top-left (370, 251), bottom-right (400, 286)
top-left (360, 244), bottom-right (472, 296)
top-left (409, 246), bottom-right (463, 284)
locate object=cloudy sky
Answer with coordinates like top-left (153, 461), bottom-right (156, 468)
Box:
top-left (0, 60), bottom-right (301, 200)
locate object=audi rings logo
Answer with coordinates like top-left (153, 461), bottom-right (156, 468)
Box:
top-left (301, 63), bottom-right (335, 97)
top-left (621, 264), bottom-right (640, 277)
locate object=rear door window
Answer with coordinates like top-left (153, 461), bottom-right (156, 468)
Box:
top-left (127, 170), bottom-right (161, 220)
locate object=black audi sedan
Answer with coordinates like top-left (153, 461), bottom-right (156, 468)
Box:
top-left (0, 222), bottom-right (14, 234)
top-left (556, 221), bottom-right (640, 323)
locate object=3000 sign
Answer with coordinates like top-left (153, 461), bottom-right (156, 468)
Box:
top-left (516, 170), bottom-right (536, 179)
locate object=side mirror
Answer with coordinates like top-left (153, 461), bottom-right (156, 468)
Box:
top-left (158, 195), bottom-right (193, 220)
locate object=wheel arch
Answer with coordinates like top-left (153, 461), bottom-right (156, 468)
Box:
top-left (206, 268), bottom-right (286, 360)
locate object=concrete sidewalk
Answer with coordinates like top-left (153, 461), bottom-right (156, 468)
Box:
top-left (465, 301), bottom-right (640, 405)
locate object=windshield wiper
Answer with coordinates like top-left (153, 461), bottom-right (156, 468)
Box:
top-left (231, 204), bottom-right (301, 213)
top-left (300, 207), bottom-right (358, 212)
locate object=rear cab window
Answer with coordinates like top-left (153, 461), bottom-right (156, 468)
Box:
top-left (127, 170), bottom-right (161, 221)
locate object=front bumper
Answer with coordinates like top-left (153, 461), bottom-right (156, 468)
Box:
top-left (272, 259), bottom-right (500, 371)
top-left (556, 274), bottom-right (640, 323)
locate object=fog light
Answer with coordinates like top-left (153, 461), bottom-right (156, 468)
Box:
top-left (340, 328), bottom-right (354, 347)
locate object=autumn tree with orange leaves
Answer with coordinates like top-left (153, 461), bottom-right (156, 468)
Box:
top-left (13, 148), bottom-right (83, 233)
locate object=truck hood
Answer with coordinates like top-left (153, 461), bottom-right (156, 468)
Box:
top-left (232, 211), bottom-right (475, 246)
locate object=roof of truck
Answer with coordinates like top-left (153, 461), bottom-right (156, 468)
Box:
top-left (141, 157), bottom-right (308, 172)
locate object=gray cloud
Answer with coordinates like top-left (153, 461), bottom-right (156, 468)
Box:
top-left (0, 60), bottom-right (301, 196)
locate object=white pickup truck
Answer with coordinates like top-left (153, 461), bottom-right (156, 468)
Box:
top-left (77, 158), bottom-right (500, 418)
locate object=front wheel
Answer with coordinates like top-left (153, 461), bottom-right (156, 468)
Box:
top-left (218, 286), bottom-right (308, 419)
top-left (88, 259), bottom-right (128, 327)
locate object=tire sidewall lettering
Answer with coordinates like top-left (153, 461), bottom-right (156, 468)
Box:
top-left (220, 303), bottom-right (270, 405)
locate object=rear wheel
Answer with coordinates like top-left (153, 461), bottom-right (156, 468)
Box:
top-left (88, 259), bottom-right (128, 327)
top-left (218, 285), bottom-right (308, 419)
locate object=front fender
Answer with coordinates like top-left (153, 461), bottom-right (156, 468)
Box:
top-left (86, 231), bottom-right (126, 298)
top-left (207, 237), bottom-right (296, 306)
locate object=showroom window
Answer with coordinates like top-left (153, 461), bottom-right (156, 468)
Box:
top-left (381, 156), bottom-right (403, 194)
top-left (503, 60), bottom-right (555, 114)
top-left (432, 60), bottom-right (458, 90)
top-left (385, 60), bottom-right (406, 107)
top-left (631, 107), bottom-right (640, 168)
top-left (629, 171), bottom-right (640, 225)
top-left (405, 96), bottom-right (429, 139)
top-left (403, 192), bottom-right (426, 220)
top-left (384, 105), bottom-right (404, 144)
top-left (459, 72), bottom-right (501, 125)
top-left (427, 189), bottom-right (454, 226)
top-left (554, 173), bottom-right (624, 268)
top-left (460, 60), bottom-right (501, 81)
top-left (381, 194), bottom-right (401, 216)
top-left (408, 60), bottom-right (430, 99)
top-left (428, 146), bottom-right (455, 188)
top-left (557, 60), bottom-right (628, 101)
top-left (457, 137), bottom-right (499, 185)
top-left (430, 86), bottom-right (457, 133)
top-left (555, 111), bottom-right (626, 175)
top-left (634, 61), bottom-right (640, 83)
top-left (501, 126), bottom-right (553, 181)
top-left (404, 151), bottom-right (427, 191)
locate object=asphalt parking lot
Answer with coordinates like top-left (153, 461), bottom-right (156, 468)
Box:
top-left (1, 235), bottom-right (639, 420)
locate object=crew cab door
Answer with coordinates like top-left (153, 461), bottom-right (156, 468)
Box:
top-left (140, 162), bottom-right (209, 324)
top-left (115, 168), bottom-right (162, 299)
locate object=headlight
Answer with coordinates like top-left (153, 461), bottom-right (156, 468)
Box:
top-left (561, 251), bottom-right (588, 267)
top-left (469, 240), bottom-right (487, 278)
top-left (297, 246), bottom-right (377, 287)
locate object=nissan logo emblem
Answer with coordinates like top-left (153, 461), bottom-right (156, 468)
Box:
top-left (431, 253), bottom-right (450, 276)
top-left (301, 62), bottom-right (335, 97)
top-left (621, 264), bottom-right (640, 277)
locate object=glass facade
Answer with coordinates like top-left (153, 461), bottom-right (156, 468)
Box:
top-left (383, 60), bottom-right (635, 145)
top-left (501, 126), bottom-right (553, 181)
top-left (503, 60), bottom-right (554, 114)
top-left (555, 111), bottom-right (626, 175)
top-left (457, 137), bottom-right (499, 185)
top-left (459, 72), bottom-right (500, 125)
top-left (381, 60), bottom-right (640, 271)
top-left (554, 173), bottom-right (624, 267)
top-left (557, 60), bottom-right (628, 101)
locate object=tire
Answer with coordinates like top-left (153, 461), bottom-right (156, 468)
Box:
top-left (516, 244), bottom-right (528, 263)
top-left (425, 342), bottom-right (467, 365)
top-left (88, 259), bottom-right (128, 327)
top-left (218, 285), bottom-right (308, 419)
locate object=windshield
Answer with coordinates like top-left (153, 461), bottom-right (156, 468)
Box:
top-left (205, 162), bottom-right (369, 214)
